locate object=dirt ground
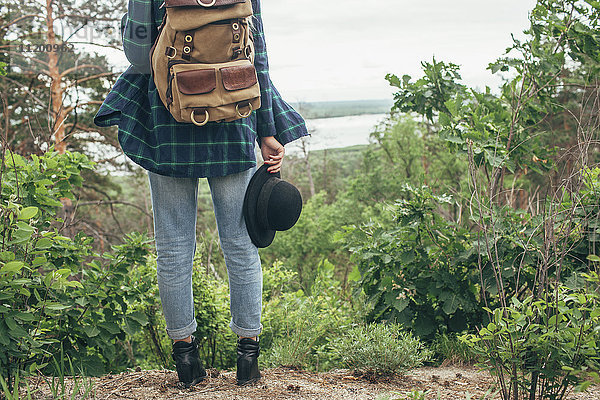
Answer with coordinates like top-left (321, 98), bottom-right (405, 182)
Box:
top-left (30, 366), bottom-right (600, 400)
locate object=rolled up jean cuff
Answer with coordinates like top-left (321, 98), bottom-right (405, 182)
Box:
top-left (230, 319), bottom-right (263, 338)
top-left (166, 318), bottom-right (197, 340)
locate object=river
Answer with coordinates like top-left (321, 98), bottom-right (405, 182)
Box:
top-left (285, 113), bottom-right (389, 154)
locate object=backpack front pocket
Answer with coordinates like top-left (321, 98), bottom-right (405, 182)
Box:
top-left (170, 59), bottom-right (260, 125)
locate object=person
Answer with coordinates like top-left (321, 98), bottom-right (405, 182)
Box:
top-left (93, 0), bottom-right (308, 388)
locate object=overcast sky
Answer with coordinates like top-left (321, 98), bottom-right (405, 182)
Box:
top-left (260, 0), bottom-right (537, 102)
top-left (101, 0), bottom-right (537, 103)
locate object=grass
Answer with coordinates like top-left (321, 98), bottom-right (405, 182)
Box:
top-left (430, 333), bottom-right (479, 366)
top-left (1, 351), bottom-right (95, 400)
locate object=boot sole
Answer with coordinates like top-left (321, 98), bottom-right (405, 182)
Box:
top-left (181, 373), bottom-right (208, 388)
top-left (236, 375), bottom-right (261, 386)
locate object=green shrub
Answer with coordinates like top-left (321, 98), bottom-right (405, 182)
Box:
top-left (260, 192), bottom-right (359, 292)
top-left (461, 279), bottom-right (600, 400)
top-left (341, 184), bottom-right (484, 339)
top-left (330, 322), bottom-right (432, 378)
top-left (383, 391), bottom-right (427, 400)
top-left (124, 253), bottom-right (170, 370)
top-left (376, 389), bottom-right (498, 400)
top-left (262, 260), bottom-right (298, 302)
top-left (261, 295), bottom-right (327, 369)
top-left (190, 254), bottom-right (237, 369)
top-left (261, 259), bottom-right (362, 371)
top-left (0, 150), bottom-right (152, 385)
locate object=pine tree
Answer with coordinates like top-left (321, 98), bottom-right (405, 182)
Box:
top-left (0, 0), bottom-right (125, 158)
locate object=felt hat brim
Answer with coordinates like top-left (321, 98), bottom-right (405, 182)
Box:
top-left (243, 164), bottom-right (280, 248)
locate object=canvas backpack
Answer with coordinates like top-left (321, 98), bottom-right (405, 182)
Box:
top-left (150, 0), bottom-right (260, 126)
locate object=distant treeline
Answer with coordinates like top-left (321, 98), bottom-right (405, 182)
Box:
top-left (290, 99), bottom-right (393, 119)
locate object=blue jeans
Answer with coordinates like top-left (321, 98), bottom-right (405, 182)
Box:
top-left (147, 166), bottom-right (263, 340)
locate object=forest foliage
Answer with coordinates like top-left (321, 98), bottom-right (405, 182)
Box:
top-left (0, 0), bottom-right (599, 399)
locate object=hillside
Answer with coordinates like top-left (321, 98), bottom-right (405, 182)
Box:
top-left (291, 99), bottom-right (393, 119)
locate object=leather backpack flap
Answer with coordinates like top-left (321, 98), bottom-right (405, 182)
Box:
top-left (169, 67), bottom-right (216, 122)
top-left (218, 61), bottom-right (260, 106)
top-left (172, 60), bottom-right (258, 110)
top-left (166, 0), bottom-right (253, 31)
top-left (177, 69), bottom-right (217, 95)
top-left (221, 63), bottom-right (257, 91)
top-left (172, 64), bottom-right (222, 109)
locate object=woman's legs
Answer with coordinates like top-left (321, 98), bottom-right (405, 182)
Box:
top-left (207, 165), bottom-right (263, 339)
top-left (147, 171), bottom-right (199, 341)
top-left (148, 166), bottom-right (262, 341)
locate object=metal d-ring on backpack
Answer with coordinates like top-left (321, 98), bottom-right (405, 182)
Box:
top-left (150, 0), bottom-right (261, 126)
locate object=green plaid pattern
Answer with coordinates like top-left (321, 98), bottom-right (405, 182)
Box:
top-left (94, 0), bottom-right (308, 178)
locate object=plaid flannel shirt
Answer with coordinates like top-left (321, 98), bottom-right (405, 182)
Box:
top-left (93, 0), bottom-right (308, 178)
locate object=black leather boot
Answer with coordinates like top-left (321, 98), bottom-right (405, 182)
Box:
top-left (172, 336), bottom-right (207, 388)
top-left (236, 337), bottom-right (261, 386)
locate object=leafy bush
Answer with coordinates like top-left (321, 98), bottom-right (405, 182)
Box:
top-left (261, 259), bottom-right (363, 371)
top-left (261, 296), bottom-right (327, 369)
top-left (330, 322), bottom-right (432, 378)
top-left (457, 164), bottom-right (599, 400)
top-left (260, 192), bottom-right (359, 292)
top-left (0, 150), bottom-right (152, 385)
top-left (462, 280), bottom-right (600, 400)
top-left (124, 253), bottom-right (170, 370)
top-left (341, 184), bottom-right (484, 339)
top-left (190, 254), bottom-right (237, 369)
top-left (262, 260), bottom-right (297, 302)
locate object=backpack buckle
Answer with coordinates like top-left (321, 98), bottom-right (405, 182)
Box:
top-left (165, 46), bottom-right (177, 59)
top-left (191, 109), bottom-right (210, 126)
top-left (236, 102), bottom-right (253, 118)
top-left (196, 0), bottom-right (216, 6)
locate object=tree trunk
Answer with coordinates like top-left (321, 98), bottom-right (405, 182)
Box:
top-left (46, 0), bottom-right (67, 154)
top-left (45, 0), bottom-right (75, 234)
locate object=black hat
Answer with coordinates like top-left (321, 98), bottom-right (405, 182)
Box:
top-left (243, 164), bottom-right (303, 248)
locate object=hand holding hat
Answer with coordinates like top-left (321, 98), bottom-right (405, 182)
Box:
top-left (243, 164), bottom-right (303, 248)
top-left (260, 136), bottom-right (285, 174)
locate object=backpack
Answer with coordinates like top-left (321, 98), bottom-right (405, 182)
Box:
top-left (150, 0), bottom-right (260, 126)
